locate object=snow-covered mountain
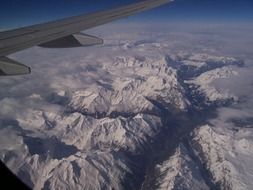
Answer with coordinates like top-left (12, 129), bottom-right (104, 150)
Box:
top-left (151, 123), bottom-right (253, 190)
top-left (192, 124), bottom-right (253, 190)
top-left (185, 66), bottom-right (238, 103)
top-left (0, 25), bottom-right (252, 190)
top-left (69, 56), bottom-right (188, 117)
top-left (155, 143), bottom-right (210, 190)
top-left (1, 52), bottom-right (191, 190)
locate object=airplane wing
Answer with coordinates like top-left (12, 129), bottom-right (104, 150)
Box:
top-left (0, 0), bottom-right (171, 76)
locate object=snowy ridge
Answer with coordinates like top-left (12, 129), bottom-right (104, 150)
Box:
top-left (152, 124), bottom-right (253, 190)
top-left (5, 110), bottom-right (162, 190)
top-left (185, 66), bottom-right (239, 103)
top-left (192, 125), bottom-right (253, 190)
top-left (155, 144), bottom-right (209, 190)
top-left (175, 53), bottom-right (241, 69)
top-left (69, 56), bottom-right (188, 116)
top-left (185, 54), bottom-right (239, 68)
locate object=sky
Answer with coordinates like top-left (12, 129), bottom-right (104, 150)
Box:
top-left (0, 0), bottom-right (253, 30)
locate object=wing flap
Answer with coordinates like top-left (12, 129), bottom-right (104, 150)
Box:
top-left (39, 33), bottom-right (103, 48)
top-left (0, 57), bottom-right (31, 76)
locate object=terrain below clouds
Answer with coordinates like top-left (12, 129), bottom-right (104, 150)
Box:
top-left (0, 23), bottom-right (253, 190)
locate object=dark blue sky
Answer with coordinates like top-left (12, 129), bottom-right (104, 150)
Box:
top-left (1, 0), bottom-right (253, 30)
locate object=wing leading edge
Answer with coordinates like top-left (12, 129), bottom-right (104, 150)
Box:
top-left (0, 0), bottom-right (171, 75)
